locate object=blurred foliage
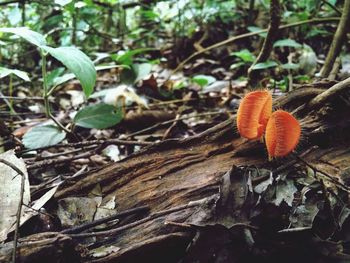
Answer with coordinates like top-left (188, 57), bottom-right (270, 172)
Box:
top-left (0, 0), bottom-right (347, 92)
top-left (0, 0), bottom-right (348, 145)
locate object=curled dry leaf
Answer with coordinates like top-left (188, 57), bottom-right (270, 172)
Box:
top-left (0, 150), bottom-right (30, 242)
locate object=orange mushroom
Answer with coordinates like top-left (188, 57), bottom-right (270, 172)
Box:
top-left (237, 90), bottom-right (272, 140)
top-left (265, 110), bottom-right (301, 158)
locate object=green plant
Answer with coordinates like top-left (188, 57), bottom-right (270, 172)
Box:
top-left (0, 66), bottom-right (30, 114)
top-left (0, 27), bottom-right (96, 149)
top-left (230, 49), bottom-right (256, 70)
top-left (191, 74), bottom-right (216, 88)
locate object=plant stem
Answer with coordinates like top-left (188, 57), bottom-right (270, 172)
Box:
top-left (41, 53), bottom-right (50, 118)
top-left (9, 74), bottom-right (15, 114)
top-left (41, 52), bottom-right (71, 134)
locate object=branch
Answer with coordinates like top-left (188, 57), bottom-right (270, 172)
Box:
top-left (247, 0), bottom-right (281, 86)
top-left (0, 0), bottom-right (19, 6)
top-left (171, 17), bottom-right (340, 76)
top-left (308, 76), bottom-right (350, 108)
top-left (320, 0), bottom-right (350, 78)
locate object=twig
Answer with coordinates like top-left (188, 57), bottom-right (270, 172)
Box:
top-left (19, 138), bottom-right (152, 154)
top-left (0, 91), bottom-right (22, 120)
top-left (278, 226), bottom-right (312, 233)
top-left (252, 147), bottom-right (316, 184)
top-left (61, 205), bottom-right (150, 234)
top-left (328, 56), bottom-right (341, 81)
top-left (27, 151), bottom-right (94, 170)
top-left (171, 17), bottom-right (340, 75)
top-left (25, 145), bottom-right (96, 162)
top-left (0, 94), bottom-right (44, 101)
top-left (321, 0), bottom-right (342, 15)
top-left (0, 158), bottom-right (25, 263)
top-left (68, 199), bottom-right (206, 238)
top-left (292, 153), bottom-right (350, 191)
top-left (308, 76), bottom-right (350, 109)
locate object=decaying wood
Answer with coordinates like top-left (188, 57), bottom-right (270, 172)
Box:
top-left (1, 79), bottom-right (350, 262)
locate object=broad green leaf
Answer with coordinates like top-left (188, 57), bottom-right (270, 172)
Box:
top-left (192, 75), bottom-right (216, 87)
top-left (230, 62), bottom-right (245, 70)
top-left (95, 65), bottom-right (126, 71)
top-left (41, 46), bottom-right (96, 97)
top-left (46, 67), bottom-right (65, 87)
top-left (0, 67), bottom-right (30, 81)
top-left (251, 61), bottom-right (278, 70)
top-left (294, 75), bottom-right (311, 82)
top-left (306, 28), bottom-right (331, 38)
top-left (247, 26), bottom-right (267, 38)
top-left (52, 73), bottom-right (75, 89)
top-left (231, 49), bottom-right (255, 63)
top-left (22, 125), bottom-right (66, 149)
top-left (273, 39), bottom-right (302, 48)
top-left (51, 65), bottom-right (123, 90)
top-left (120, 63), bottom-right (152, 84)
top-left (173, 80), bottom-right (187, 90)
top-left (0, 27), bottom-right (47, 47)
top-left (74, 103), bottom-right (123, 129)
top-left (113, 48), bottom-right (156, 66)
top-left (120, 67), bottom-right (136, 85)
top-left (134, 63), bottom-right (152, 82)
top-left (281, 63), bottom-right (299, 70)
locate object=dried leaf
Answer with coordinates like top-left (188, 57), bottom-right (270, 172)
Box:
top-left (0, 150), bottom-right (30, 242)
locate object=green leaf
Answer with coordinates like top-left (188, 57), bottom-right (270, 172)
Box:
top-left (0, 67), bottom-right (30, 81)
top-left (230, 62), bottom-right (245, 70)
top-left (294, 75), bottom-right (311, 82)
top-left (95, 64), bottom-right (126, 71)
top-left (273, 39), bottom-right (302, 48)
top-left (0, 27), bottom-right (47, 47)
top-left (120, 67), bottom-right (137, 85)
top-left (74, 103), bottom-right (123, 129)
top-left (231, 49), bottom-right (255, 63)
top-left (192, 75), bottom-right (216, 87)
top-left (51, 65), bottom-right (123, 91)
top-left (281, 63), bottom-right (299, 70)
top-left (51, 73), bottom-right (75, 89)
top-left (247, 26), bottom-right (267, 38)
top-left (41, 46), bottom-right (96, 97)
top-left (251, 61), bottom-right (278, 70)
top-left (22, 125), bottom-right (66, 149)
top-left (113, 48), bottom-right (156, 66)
top-left (46, 67), bottom-right (65, 87)
top-left (120, 63), bottom-right (152, 84)
top-left (134, 63), bottom-right (152, 82)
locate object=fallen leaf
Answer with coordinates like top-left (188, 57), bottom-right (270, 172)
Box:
top-left (0, 150), bottom-right (30, 242)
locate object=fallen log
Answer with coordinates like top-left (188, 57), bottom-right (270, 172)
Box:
top-left (2, 79), bottom-right (350, 262)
